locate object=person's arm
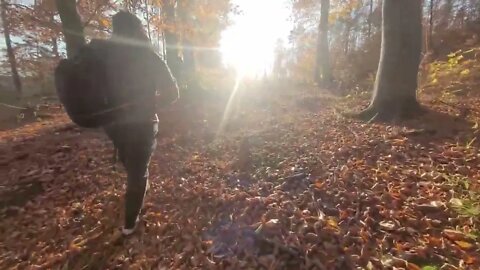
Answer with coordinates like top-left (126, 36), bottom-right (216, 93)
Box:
top-left (151, 55), bottom-right (179, 107)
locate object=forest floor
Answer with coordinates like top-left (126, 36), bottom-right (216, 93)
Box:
top-left (1, 83), bottom-right (480, 270)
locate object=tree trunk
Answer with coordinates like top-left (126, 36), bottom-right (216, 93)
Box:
top-left (344, 24), bottom-right (351, 54)
top-left (182, 40), bottom-right (197, 86)
top-left (358, 0), bottom-right (422, 121)
top-left (314, 0), bottom-right (332, 87)
top-left (163, 0), bottom-right (183, 83)
top-left (367, 0), bottom-right (374, 38)
top-left (162, 33), bottom-right (167, 59)
top-left (164, 32), bottom-right (182, 83)
top-left (52, 37), bottom-right (59, 57)
top-left (50, 13), bottom-right (59, 58)
top-left (437, 0), bottom-right (452, 30)
top-left (1, 0), bottom-right (22, 98)
top-left (144, 0), bottom-right (152, 40)
top-left (177, 1), bottom-right (197, 90)
top-left (55, 0), bottom-right (85, 58)
top-left (427, 0), bottom-right (434, 52)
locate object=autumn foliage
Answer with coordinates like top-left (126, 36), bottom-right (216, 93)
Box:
top-left (1, 0), bottom-right (480, 269)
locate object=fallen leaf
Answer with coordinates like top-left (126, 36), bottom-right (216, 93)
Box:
top-left (443, 229), bottom-right (468, 241)
top-left (326, 218), bottom-right (338, 229)
top-left (454, 240), bottom-right (474, 250)
top-left (449, 198), bottom-right (463, 208)
top-left (416, 201), bottom-right (445, 213)
top-left (464, 255), bottom-right (477, 265)
top-left (379, 220), bottom-right (396, 231)
top-left (421, 266), bottom-right (438, 270)
top-left (406, 262), bottom-right (421, 270)
top-left (314, 181), bottom-right (325, 189)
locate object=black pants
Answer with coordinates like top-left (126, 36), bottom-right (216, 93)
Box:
top-left (104, 121), bottom-right (158, 229)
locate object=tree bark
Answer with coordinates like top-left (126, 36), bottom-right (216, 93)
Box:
top-left (49, 13), bottom-right (59, 58)
top-left (162, 33), bottom-right (167, 59)
top-left (177, 0), bottom-right (197, 89)
top-left (182, 39), bottom-right (197, 87)
top-left (358, 0), bottom-right (422, 121)
top-left (1, 0), bottom-right (22, 98)
top-left (367, 0), bottom-right (373, 38)
top-left (144, 0), bottom-right (152, 40)
top-left (52, 37), bottom-right (59, 57)
top-left (437, 0), bottom-right (452, 30)
top-left (427, 0), bottom-right (434, 52)
top-left (344, 23), bottom-right (351, 54)
top-left (163, 0), bottom-right (183, 83)
top-left (55, 0), bottom-right (85, 58)
top-left (314, 0), bottom-right (332, 87)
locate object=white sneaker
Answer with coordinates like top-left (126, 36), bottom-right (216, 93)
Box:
top-left (121, 226), bottom-right (136, 236)
top-left (121, 217), bottom-right (140, 236)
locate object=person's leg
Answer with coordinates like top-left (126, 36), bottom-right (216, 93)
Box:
top-left (104, 124), bottom-right (127, 166)
top-left (122, 122), bottom-right (158, 234)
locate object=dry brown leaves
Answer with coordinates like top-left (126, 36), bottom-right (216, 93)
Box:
top-left (1, 89), bottom-right (479, 269)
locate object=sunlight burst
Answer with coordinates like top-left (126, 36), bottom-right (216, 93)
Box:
top-left (220, 0), bottom-right (291, 77)
top-left (217, 69), bottom-right (245, 137)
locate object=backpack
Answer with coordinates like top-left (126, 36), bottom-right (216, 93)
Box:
top-left (54, 39), bottom-right (117, 128)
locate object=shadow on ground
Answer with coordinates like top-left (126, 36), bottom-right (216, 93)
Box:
top-left (394, 107), bottom-right (476, 146)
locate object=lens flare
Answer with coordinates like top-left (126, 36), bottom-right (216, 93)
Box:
top-left (217, 69), bottom-right (245, 137)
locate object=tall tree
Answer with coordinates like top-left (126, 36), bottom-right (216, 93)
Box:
top-left (437, 0), bottom-right (452, 30)
top-left (163, 0), bottom-right (183, 83)
top-left (357, 0), bottom-right (422, 121)
top-left (367, 0), bottom-right (374, 38)
top-left (177, 0), bottom-right (196, 87)
top-left (427, 0), bottom-right (435, 52)
top-left (143, 0), bottom-right (152, 40)
top-left (314, 0), bottom-right (332, 86)
top-left (55, 0), bottom-right (85, 58)
top-left (1, 0), bottom-right (23, 98)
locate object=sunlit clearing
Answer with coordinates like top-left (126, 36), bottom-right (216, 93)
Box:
top-left (220, 0), bottom-right (291, 77)
top-left (217, 0), bottom-right (291, 137)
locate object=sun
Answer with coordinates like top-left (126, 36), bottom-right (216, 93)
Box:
top-left (220, 31), bottom-right (272, 77)
top-left (219, 0), bottom-right (291, 77)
